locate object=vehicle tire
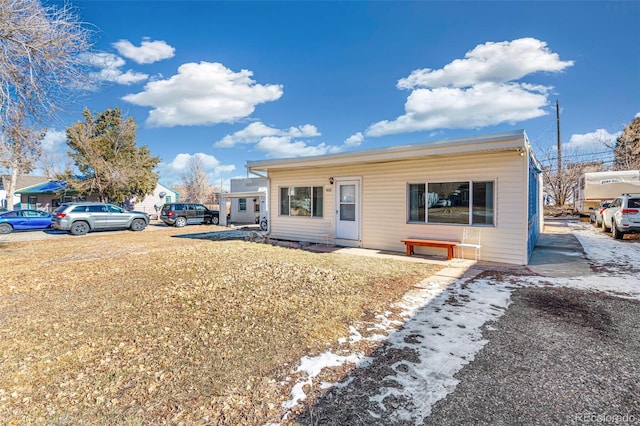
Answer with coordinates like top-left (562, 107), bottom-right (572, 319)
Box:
top-left (612, 223), bottom-right (624, 240)
top-left (209, 215), bottom-right (219, 225)
top-left (130, 218), bottom-right (147, 231)
top-left (0, 223), bottom-right (13, 234)
top-left (174, 216), bottom-right (187, 227)
top-left (69, 221), bottom-right (90, 236)
top-left (260, 219), bottom-right (268, 231)
top-left (601, 218), bottom-right (609, 231)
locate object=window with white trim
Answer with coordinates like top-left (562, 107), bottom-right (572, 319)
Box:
top-left (239, 198), bottom-right (247, 211)
top-left (408, 181), bottom-right (494, 225)
top-left (279, 186), bottom-right (323, 217)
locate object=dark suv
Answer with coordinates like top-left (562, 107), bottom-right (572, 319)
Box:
top-left (159, 203), bottom-right (220, 227)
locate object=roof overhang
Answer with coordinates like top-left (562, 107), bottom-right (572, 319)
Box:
top-left (247, 130), bottom-right (529, 173)
top-left (217, 190), bottom-right (267, 199)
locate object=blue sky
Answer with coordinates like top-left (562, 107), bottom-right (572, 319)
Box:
top-left (42, 1), bottom-right (640, 189)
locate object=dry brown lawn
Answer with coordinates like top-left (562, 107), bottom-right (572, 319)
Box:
top-left (0, 226), bottom-right (442, 425)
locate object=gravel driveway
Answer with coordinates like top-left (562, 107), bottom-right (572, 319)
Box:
top-left (426, 286), bottom-right (640, 425)
top-left (290, 222), bottom-right (640, 425)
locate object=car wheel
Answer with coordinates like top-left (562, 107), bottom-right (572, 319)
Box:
top-left (130, 218), bottom-right (147, 231)
top-left (210, 215), bottom-right (219, 225)
top-left (260, 219), bottom-right (268, 231)
top-left (69, 221), bottom-right (90, 236)
top-left (174, 216), bottom-right (187, 227)
top-left (612, 223), bottom-right (624, 240)
top-left (601, 218), bottom-right (610, 231)
top-left (0, 223), bottom-right (13, 234)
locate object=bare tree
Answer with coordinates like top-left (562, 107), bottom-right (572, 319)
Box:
top-left (181, 156), bottom-right (213, 204)
top-left (37, 150), bottom-right (74, 179)
top-left (613, 117), bottom-right (640, 170)
top-left (537, 144), bottom-right (605, 207)
top-left (0, 0), bottom-right (92, 127)
top-left (0, 0), bottom-right (92, 208)
top-left (0, 114), bottom-right (44, 208)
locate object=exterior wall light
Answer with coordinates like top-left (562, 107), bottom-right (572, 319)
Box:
top-left (329, 177), bottom-right (334, 184)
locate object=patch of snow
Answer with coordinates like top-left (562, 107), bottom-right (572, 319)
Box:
top-left (273, 222), bottom-right (640, 425)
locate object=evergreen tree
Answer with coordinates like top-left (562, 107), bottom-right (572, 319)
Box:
top-left (64, 108), bottom-right (160, 203)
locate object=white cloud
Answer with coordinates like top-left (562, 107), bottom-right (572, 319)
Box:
top-left (214, 122), bottom-right (320, 148)
top-left (635, 112), bottom-right (640, 119)
top-left (367, 83), bottom-right (549, 136)
top-left (367, 38), bottom-right (574, 137)
top-left (344, 132), bottom-right (364, 147)
top-left (215, 122), bottom-right (282, 148)
top-left (112, 38), bottom-right (175, 65)
top-left (158, 152), bottom-right (235, 184)
top-left (81, 52), bottom-right (149, 85)
top-left (255, 136), bottom-right (342, 158)
top-left (564, 129), bottom-right (620, 152)
top-left (398, 38), bottom-right (573, 89)
top-left (42, 129), bottom-right (67, 153)
top-left (214, 122), bottom-right (356, 158)
top-left (122, 62), bottom-right (284, 127)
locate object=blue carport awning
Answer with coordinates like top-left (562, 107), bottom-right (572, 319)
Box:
top-left (17, 180), bottom-right (68, 194)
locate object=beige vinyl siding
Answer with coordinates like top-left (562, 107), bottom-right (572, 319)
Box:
top-left (267, 150), bottom-right (529, 265)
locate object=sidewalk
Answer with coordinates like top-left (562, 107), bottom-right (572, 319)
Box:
top-left (527, 219), bottom-right (594, 278)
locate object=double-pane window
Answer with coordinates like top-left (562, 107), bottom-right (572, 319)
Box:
top-left (280, 186), bottom-right (323, 217)
top-left (408, 181), bottom-right (494, 225)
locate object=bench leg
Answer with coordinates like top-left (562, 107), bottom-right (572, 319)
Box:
top-left (406, 244), bottom-right (413, 256)
top-left (447, 246), bottom-right (454, 260)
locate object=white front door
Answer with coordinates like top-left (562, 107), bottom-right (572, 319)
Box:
top-left (335, 179), bottom-right (360, 240)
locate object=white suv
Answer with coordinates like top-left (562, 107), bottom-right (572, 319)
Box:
top-left (601, 194), bottom-right (640, 239)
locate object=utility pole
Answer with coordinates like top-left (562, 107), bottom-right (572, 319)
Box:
top-left (556, 100), bottom-right (563, 206)
top-left (556, 100), bottom-right (562, 174)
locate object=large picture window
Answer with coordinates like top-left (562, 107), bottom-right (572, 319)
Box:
top-left (280, 186), bottom-right (324, 217)
top-left (407, 181), bottom-right (494, 225)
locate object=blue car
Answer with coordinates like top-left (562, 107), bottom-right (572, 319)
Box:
top-left (0, 209), bottom-right (53, 234)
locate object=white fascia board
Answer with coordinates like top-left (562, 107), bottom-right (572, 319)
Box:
top-left (217, 190), bottom-right (266, 198)
top-left (247, 130), bottom-right (527, 172)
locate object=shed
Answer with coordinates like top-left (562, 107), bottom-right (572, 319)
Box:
top-left (246, 130), bottom-right (543, 265)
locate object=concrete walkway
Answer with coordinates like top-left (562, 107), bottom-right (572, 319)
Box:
top-left (306, 219), bottom-right (593, 280)
top-left (527, 219), bottom-right (594, 278)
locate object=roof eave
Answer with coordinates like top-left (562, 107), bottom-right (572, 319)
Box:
top-left (247, 130), bottom-right (527, 172)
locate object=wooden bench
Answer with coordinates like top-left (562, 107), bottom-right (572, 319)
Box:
top-left (401, 238), bottom-right (460, 260)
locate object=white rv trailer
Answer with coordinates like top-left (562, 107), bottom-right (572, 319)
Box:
top-left (575, 170), bottom-right (640, 215)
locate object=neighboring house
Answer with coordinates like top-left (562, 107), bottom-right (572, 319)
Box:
top-left (226, 177), bottom-right (268, 224)
top-left (15, 180), bottom-right (178, 217)
top-left (0, 175), bottom-right (49, 210)
top-left (14, 180), bottom-right (97, 211)
top-left (124, 182), bottom-right (178, 219)
top-left (246, 130), bottom-right (543, 265)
